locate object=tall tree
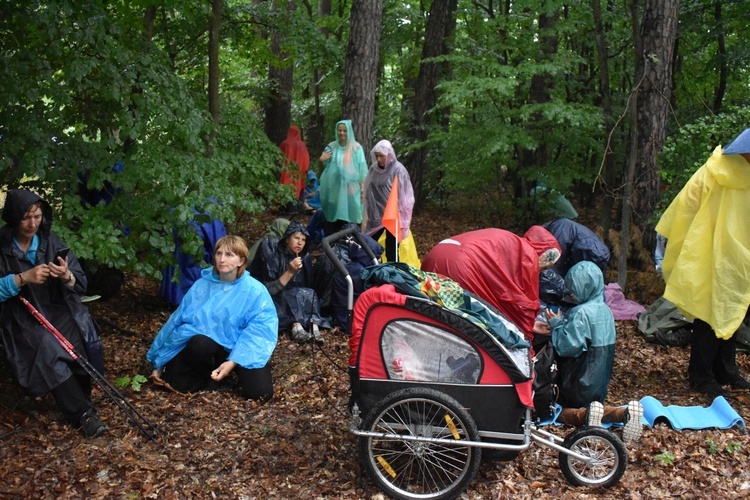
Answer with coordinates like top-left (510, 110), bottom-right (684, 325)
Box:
top-left (263, 0), bottom-right (295, 146)
top-left (207, 0), bottom-right (223, 157)
top-left (405, 0), bottom-right (456, 208)
top-left (341, 0), bottom-right (384, 153)
top-left (631, 0), bottom-right (679, 253)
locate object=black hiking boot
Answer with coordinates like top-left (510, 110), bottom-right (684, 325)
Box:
top-left (652, 328), bottom-right (691, 347)
top-left (80, 409), bottom-right (107, 438)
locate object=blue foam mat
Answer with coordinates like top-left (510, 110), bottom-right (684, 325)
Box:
top-left (640, 395), bottom-right (745, 430)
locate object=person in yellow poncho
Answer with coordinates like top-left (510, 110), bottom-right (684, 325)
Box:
top-left (655, 128), bottom-right (750, 400)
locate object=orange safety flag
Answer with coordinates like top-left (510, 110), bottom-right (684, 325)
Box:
top-left (382, 176), bottom-right (403, 242)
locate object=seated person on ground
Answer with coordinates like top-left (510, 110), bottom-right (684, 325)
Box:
top-left (147, 235), bottom-right (278, 401)
top-left (546, 261), bottom-right (642, 442)
top-left (249, 221), bottom-right (331, 342)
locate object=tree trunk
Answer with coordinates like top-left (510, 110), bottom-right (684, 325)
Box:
top-left (307, 0), bottom-right (330, 155)
top-left (591, 0), bottom-right (617, 239)
top-left (206, 0), bottom-right (223, 158)
top-left (631, 0), bottom-right (679, 256)
top-left (712, 2), bottom-right (726, 113)
top-left (341, 0), bottom-right (384, 154)
top-left (264, 1), bottom-right (295, 147)
top-left (515, 5), bottom-right (558, 220)
top-left (405, 0), bottom-right (457, 209)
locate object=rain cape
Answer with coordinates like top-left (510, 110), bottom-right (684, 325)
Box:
top-left (147, 268), bottom-right (278, 370)
top-left (656, 146), bottom-right (750, 339)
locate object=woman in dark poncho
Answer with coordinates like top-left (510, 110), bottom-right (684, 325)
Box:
top-left (0, 189), bottom-right (106, 438)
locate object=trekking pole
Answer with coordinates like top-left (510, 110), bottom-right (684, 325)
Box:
top-left (19, 296), bottom-right (160, 442)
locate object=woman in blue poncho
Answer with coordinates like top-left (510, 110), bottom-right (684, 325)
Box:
top-left (318, 119), bottom-right (368, 233)
top-left (147, 235), bottom-right (278, 401)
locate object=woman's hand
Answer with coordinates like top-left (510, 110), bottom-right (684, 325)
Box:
top-left (48, 256), bottom-right (72, 283)
top-left (320, 150), bottom-right (332, 163)
top-left (211, 361), bottom-right (237, 381)
top-left (151, 368), bottom-right (163, 381)
top-left (287, 256), bottom-right (303, 274)
top-left (24, 264), bottom-right (52, 285)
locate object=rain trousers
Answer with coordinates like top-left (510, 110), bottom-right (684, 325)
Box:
top-left (549, 261), bottom-right (615, 408)
top-left (147, 268), bottom-right (278, 370)
top-left (319, 120), bottom-right (368, 224)
top-left (656, 146), bottom-right (750, 339)
top-left (249, 221), bottom-right (331, 329)
top-left (0, 189), bottom-right (104, 396)
top-left (421, 226), bottom-right (561, 337)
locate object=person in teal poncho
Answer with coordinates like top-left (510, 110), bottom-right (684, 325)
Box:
top-left (147, 235), bottom-right (278, 401)
top-left (547, 261), bottom-right (642, 442)
top-left (318, 120), bottom-right (368, 233)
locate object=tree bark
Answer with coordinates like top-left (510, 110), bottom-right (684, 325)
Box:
top-left (264, 0), bottom-right (295, 147)
top-left (631, 0), bottom-right (679, 255)
top-left (206, 0), bottom-right (223, 158)
top-left (591, 0), bottom-right (617, 239)
top-left (341, 0), bottom-right (384, 153)
top-left (712, 2), bottom-right (726, 113)
top-left (405, 0), bottom-right (457, 209)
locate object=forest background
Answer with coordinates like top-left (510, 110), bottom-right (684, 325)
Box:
top-left (1, 0), bottom-right (748, 289)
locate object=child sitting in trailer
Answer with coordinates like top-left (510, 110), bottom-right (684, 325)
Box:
top-left (546, 261), bottom-right (643, 442)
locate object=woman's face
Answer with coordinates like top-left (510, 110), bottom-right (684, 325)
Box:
top-left (214, 245), bottom-right (245, 277)
top-left (18, 204), bottom-right (43, 241)
top-left (337, 124), bottom-right (348, 145)
top-left (286, 232), bottom-right (307, 255)
top-left (375, 152), bottom-right (387, 167)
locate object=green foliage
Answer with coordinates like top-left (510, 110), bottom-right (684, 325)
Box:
top-left (659, 106), bottom-right (750, 213)
top-left (655, 450), bottom-right (676, 465)
top-left (706, 437), bottom-right (743, 455)
top-left (1, 0), bottom-right (284, 278)
top-left (115, 374), bottom-right (148, 392)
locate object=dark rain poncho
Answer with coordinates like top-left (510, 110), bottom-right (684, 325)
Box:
top-left (549, 261), bottom-right (616, 408)
top-left (249, 221), bottom-right (330, 329)
top-left (0, 189), bottom-right (104, 396)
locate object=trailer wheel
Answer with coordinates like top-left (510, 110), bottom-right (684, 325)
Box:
top-left (360, 387), bottom-right (481, 500)
top-left (559, 427), bottom-right (627, 488)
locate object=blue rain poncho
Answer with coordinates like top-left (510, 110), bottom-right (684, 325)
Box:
top-left (147, 268), bottom-right (278, 370)
top-left (549, 261), bottom-right (616, 408)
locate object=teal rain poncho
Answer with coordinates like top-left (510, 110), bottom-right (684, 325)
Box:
top-left (549, 261), bottom-right (616, 408)
top-left (147, 268), bottom-right (278, 370)
top-left (319, 120), bottom-right (368, 224)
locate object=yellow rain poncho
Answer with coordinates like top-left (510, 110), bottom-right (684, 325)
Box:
top-left (656, 146), bottom-right (750, 339)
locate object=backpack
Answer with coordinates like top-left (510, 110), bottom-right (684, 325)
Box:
top-left (532, 342), bottom-right (558, 421)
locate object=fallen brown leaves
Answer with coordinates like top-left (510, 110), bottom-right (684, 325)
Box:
top-left (1, 208), bottom-right (750, 498)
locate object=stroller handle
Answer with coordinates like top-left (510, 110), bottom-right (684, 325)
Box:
top-left (321, 227), bottom-right (379, 278)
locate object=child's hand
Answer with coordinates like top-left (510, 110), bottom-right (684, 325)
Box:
top-left (544, 308), bottom-right (562, 320)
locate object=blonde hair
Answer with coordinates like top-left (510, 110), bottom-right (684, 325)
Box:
top-left (213, 235), bottom-right (249, 277)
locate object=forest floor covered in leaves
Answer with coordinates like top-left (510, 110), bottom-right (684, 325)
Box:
top-left (2, 206), bottom-right (750, 498)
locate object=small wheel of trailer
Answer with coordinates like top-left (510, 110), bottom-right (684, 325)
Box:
top-left (360, 387), bottom-right (481, 500)
top-left (558, 427), bottom-right (627, 488)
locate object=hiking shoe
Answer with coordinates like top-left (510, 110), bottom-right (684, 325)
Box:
top-left (586, 401), bottom-right (604, 427)
top-left (692, 381), bottom-right (728, 400)
top-left (730, 377), bottom-right (750, 390)
top-left (80, 409), bottom-right (107, 438)
top-left (312, 324), bottom-right (323, 344)
top-left (622, 400), bottom-right (644, 443)
top-left (291, 323), bottom-right (311, 342)
top-left (653, 328), bottom-right (691, 347)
